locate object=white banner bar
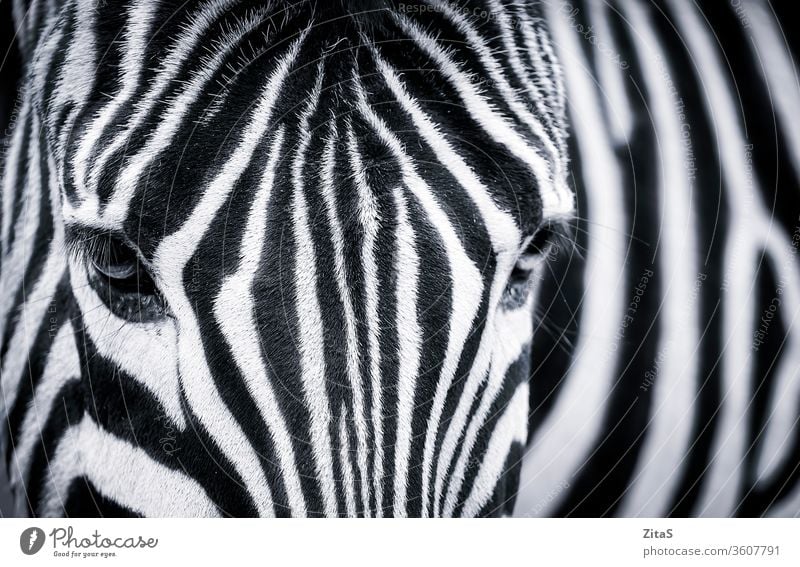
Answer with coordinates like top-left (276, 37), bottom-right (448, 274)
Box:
top-left (1, 518), bottom-right (798, 566)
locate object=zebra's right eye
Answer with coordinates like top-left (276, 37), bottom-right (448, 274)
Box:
top-left (81, 234), bottom-right (166, 322)
top-left (90, 237), bottom-right (138, 282)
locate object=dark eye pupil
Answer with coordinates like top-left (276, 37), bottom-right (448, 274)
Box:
top-left (91, 237), bottom-right (140, 281)
top-left (93, 257), bottom-right (137, 280)
top-left (82, 233), bottom-right (165, 321)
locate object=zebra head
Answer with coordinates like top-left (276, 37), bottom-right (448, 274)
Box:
top-left (5, 0), bottom-right (573, 517)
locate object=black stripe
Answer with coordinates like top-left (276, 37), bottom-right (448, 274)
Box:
top-left (557, 1), bottom-right (663, 517)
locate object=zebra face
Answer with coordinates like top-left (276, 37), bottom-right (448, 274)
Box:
top-left (23, 1), bottom-right (572, 516)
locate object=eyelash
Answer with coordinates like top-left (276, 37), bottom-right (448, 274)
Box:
top-left (66, 230), bottom-right (139, 273)
top-left (65, 228), bottom-right (167, 321)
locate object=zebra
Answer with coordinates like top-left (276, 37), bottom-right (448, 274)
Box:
top-left (0, 0), bottom-right (797, 518)
top-left (1, 0), bottom-right (573, 518)
top-left (514, 0), bottom-right (800, 517)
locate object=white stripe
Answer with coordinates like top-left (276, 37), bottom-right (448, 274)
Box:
top-left (1, 147), bottom-right (65, 418)
top-left (616, 0), bottom-right (698, 517)
top-left (291, 67), bottom-right (338, 518)
top-left (86, 0), bottom-right (240, 202)
top-left (368, 52), bottom-right (524, 504)
top-left (460, 382), bottom-right (529, 518)
top-left (535, 6), bottom-right (567, 119)
top-left (669, 0), bottom-right (800, 516)
top-left (213, 128), bottom-right (308, 517)
top-left (0, 113), bottom-right (42, 342)
top-left (514, 0), bottom-right (628, 517)
top-left (28, 12), bottom-right (64, 99)
top-left (12, 0), bottom-right (28, 54)
top-left (368, 53), bottom-right (523, 250)
top-left (27, 0), bottom-right (40, 39)
top-left (677, 2), bottom-right (754, 516)
top-left (0, 100), bottom-right (30, 257)
top-left (743, 3), bottom-right (800, 487)
top-left (443, 294), bottom-right (534, 517)
top-left (391, 186), bottom-right (421, 518)
top-left (745, 1), bottom-right (800, 181)
top-left (514, 3), bottom-right (564, 125)
top-left (766, 470), bottom-right (800, 518)
top-left (49, 0), bottom-right (97, 164)
top-left (319, 123), bottom-right (371, 516)
top-left (69, 261), bottom-right (185, 428)
top-left (392, 12), bottom-right (573, 219)
top-left (353, 78), bottom-right (483, 517)
top-left (753, 248), bottom-right (800, 485)
top-left (486, 0), bottom-right (564, 152)
top-left (10, 322), bottom-right (79, 488)
top-left (508, 1), bottom-right (563, 135)
top-left (94, 5), bottom-right (275, 227)
top-left (42, 414), bottom-right (219, 517)
top-left (430, 0), bottom-right (564, 181)
top-left (586, 0), bottom-right (634, 144)
top-left (346, 126), bottom-right (383, 517)
top-left (338, 404), bottom-right (357, 518)
top-left (432, 269), bottom-right (515, 515)
top-left (153, 33), bottom-right (307, 517)
top-left (72, 0), bottom-right (156, 200)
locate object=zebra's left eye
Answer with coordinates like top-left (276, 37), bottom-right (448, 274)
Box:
top-left (503, 225), bottom-right (559, 310)
top-left (515, 225), bottom-right (558, 273)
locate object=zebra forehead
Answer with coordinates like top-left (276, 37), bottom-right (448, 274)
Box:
top-left (38, 0), bottom-right (570, 260)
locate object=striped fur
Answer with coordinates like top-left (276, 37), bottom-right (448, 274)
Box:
top-left (2, 0), bottom-right (569, 517)
top-left (1, 0), bottom-right (798, 518)
top-left (515, 0), bottom-right (800, 518)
